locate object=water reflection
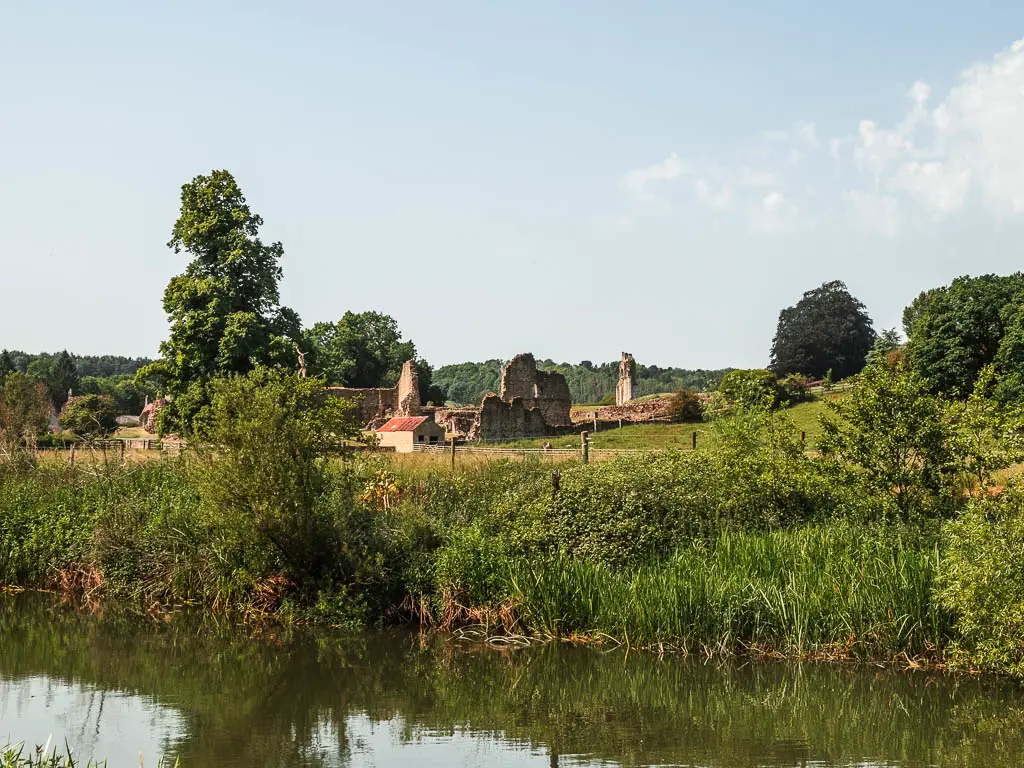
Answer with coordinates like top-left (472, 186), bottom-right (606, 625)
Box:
top-left (1, 593), bottom-right (1022, 767)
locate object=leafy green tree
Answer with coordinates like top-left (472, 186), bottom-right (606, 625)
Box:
top-left (33, 350), bottom-right (79, 411)
top-left (948, 365), bottom-right (1024, 492)
top-left (0, 373), bottom-right (51, 445)
top-left (59, 394), bottom-right (118, 439)
top-left (303, 311), bottom-right (415, 388)
top-left (718, 369), bottom-right (784, 409)
top-left (769, 280), bottom-right (876, 380)
top-left (0, 350), bottom-right (13, 388)
top-left (137, 170), bottom-right (301, 434)
top-left (819, 358), bottom-right (959, 518)
top-left (191, 368), bottom-right (361, 588)
top-left (903, 273), bottom-right (1024, 398)
top-left (865, 328), bottom-right (902, 367)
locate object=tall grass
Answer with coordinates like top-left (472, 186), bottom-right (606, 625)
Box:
top-left (503, 524), bottom-right (949, 656)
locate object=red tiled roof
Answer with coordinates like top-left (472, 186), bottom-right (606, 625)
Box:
top-left (376, 416), bottom-right (430, 432)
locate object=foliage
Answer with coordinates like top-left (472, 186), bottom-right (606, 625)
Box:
top-left (947, 365), bottom-right (1024, 492)
top-left (718, 369), bottom-right (784, 409)
top-left (0, 350), bottom-right (13, 387)
top-left (903, 273), bottom-right (1024, 398)
top-left (938, 485), bottom-right (1024, 674)
top-left (666, 388), bottom-right (702, 422)
top-left (779, 373), bottom-right (815, 404)
top-left (770, 280), bottom-right (876, 380)
top-left (58, 395), bottom-right (118, 439)
top-left (504, 523), bottom-right (944, 654)
top-left (189, 368), bottom-right (362, 588)
top-left (303, 311), bottom-right (415, 387)
top-left (0, 374), bottom-right (51, 446)
top-left (819, 358), bottom-right (961, 518)
top-left (77, 375), bottom-right (153, 414)
top-left (865, 328), bottom-right (903, 367)
top-left (136, 170), bottom-right (301, 434)
top-left (26, 351), bottom-right (79, 411)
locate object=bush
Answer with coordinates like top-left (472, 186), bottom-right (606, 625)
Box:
top-left (938, 485), bottom-right (1024, 673)
top-left (779, 373), bottom-right (815, 404)
top-left (190, 368), bottom-right (361, 591)
top-left (59, 394), bottom-right (118, 439)
top-left (667, 388), bottom-right (703, 422)
top-left (718, 369), bottom-right (784, 409)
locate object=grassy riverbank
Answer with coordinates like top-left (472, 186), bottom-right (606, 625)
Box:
top-left (3, 365), bottom-right (1024, 674)
top-left (0, 449), bottom-right (966, 665)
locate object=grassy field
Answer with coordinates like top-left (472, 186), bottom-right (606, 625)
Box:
top-left (493, 397), bottom-right (836, 451)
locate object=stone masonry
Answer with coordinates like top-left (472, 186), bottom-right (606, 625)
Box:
top-left (327, 360), bottom-right (421, 428)
top-left (615, 352), bottom-right (635, 406)
top-left (497, 353), bottom-right (571, 427)
top-left (434, 353), bottom-right (573, 440)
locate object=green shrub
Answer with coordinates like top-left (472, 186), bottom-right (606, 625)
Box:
top-left (937, 485), bottom-right (1024, 673)
top-left (779, 373), bottom-right (815, 404)
top-left (718, 369), bottom-right (784, 409)
top-left (667, 388), bottom-right (703, 422)
top-left (59, 394), bottom-right (118, 439)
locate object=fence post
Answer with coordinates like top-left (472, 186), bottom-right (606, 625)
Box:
top-left (581, 431), bottom-right (589, 465)
top-left (593, 412), bottom-right (598, 433)
top-left (692, 431), bottom-right (697, 450)
top-left (450, 437), bottom-right (456, 470)
top-left (800, 431), bottom-right (806, 443)
top-left (119, 441), bottom-right (125, 460)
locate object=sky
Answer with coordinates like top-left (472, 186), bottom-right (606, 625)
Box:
top-left (3, 1), bottom-right (1024, 370)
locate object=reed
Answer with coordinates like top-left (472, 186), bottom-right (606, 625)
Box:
top-left (503, 523), bottom-right (949, 657)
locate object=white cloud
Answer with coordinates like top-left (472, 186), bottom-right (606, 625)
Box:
top-left (752, 190), bottom-right (801, 234)
top-left (622, 152), bottom-right (685, 206)
top-left (844, 190), bottom-right (901, 237)
top-left (694, 179), bottom-right (733, 211)
top-left (615, 37), bottom-right (1024, 235)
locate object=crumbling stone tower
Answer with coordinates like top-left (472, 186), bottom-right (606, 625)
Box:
top-left (615, 352), bottom-right (635, 406)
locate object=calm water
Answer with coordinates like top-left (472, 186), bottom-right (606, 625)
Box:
top-left (2, 594), bottom-right (1023, 767)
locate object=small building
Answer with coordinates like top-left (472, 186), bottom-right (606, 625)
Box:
top-left (375, 416), bottom-right (446, 453)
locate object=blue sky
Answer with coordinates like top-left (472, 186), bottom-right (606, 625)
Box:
top-left (3, 1), bottom-right (1024, 369)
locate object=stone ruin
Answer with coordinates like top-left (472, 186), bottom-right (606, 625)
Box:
top-left (327, 360), bottom-right (421, 428)
top-left (140, 396), bottom-right (167, 434)
top-left (434, 353), bottom-right (573, 441)
top-left (615, 352), bottom-right (635, 406)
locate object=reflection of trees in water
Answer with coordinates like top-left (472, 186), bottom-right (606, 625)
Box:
top-left (2, 593), bottom-right (1023, 768)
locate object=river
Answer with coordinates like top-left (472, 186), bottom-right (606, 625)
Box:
top-left (1, 592), bottom-right (1022, 767)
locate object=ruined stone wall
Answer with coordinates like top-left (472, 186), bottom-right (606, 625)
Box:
top-left (615, 352), bottom-right (635, 406)
top-left (592, 396), bottom-right (673, 423)
top-left (474, 395), bottom-right (549, 440)
top-left (140, 398), bottom-right (166, 434)
top-left (494, 353), bottom-right (571, 426)
top-left (498, 353), bottom-right (539, 402)
top-left (432, 407), bottom-right (479, 438)
top-left (326, 359), bottom-right (423, 427)
top-left (395, 360), bottom-right (420, 417)
top-left (327, 387), bottom-right (398, 426)
top-left (532, 370), bottom-right (572, 426)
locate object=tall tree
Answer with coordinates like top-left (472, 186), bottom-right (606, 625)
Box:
top-left (137, 170), bottom-right (301, 434)
top-left (303, 311), bottom-right (416, 387)
top-left (0, 350), bottom-right (13, 388)
top-left (769, 280), bottom-right (876, 380)
top-left (903, 273), bottom-right (1024, 398)
top-left (0, 373), bottom-right (52, 444)
top-left (33, 350), bottom-right (79, 410)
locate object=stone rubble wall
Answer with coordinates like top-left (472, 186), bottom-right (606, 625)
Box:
top-left (589, 396), bottom-right (674, 423)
